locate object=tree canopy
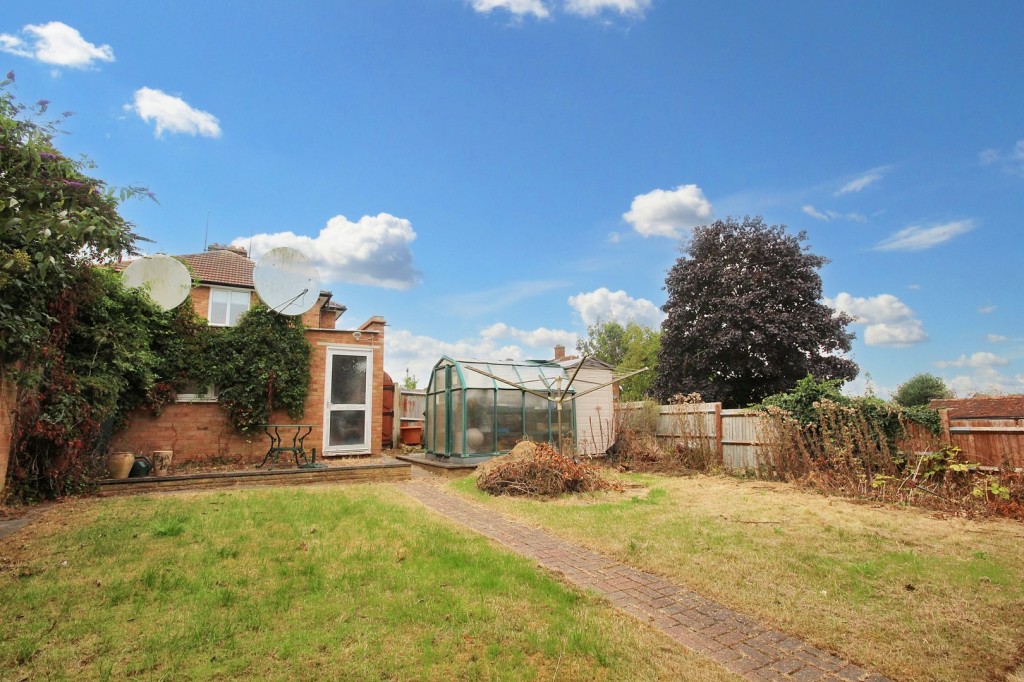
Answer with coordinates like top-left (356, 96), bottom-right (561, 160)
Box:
top-left (576, 320), bottom-right (660, 401)
top-left (893, 373), bottom-right (953, 407)
top-left (0, 73), bottom-right (145, 366)
top-left (654, 216), bottom-right (857, 407)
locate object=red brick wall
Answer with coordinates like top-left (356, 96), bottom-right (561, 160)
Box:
top-left (115, 323), bottom-right (386, 465)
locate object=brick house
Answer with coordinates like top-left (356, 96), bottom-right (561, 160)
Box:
top-left (115, 244), bottom-right (386, 464)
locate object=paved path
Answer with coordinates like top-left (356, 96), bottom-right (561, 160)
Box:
top-left (400, 481), bottom-right (891, 682)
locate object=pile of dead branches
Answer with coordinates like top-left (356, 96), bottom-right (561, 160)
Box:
top-left (477, 442), bottom-right (621, 498)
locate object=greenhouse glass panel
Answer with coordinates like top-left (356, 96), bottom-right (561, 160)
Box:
top-left (434, 392), bottom-right (447, 454)
top-left (496, 390), bottom-right (523, 451)
top-left (433, 366), bottom-right (447, 391)
top-left (465, 389), bottom-right (494, 454)
top-left (450, 389), bottom-right (464, 455)
top-left (524, 392), bottom-right (550, 444)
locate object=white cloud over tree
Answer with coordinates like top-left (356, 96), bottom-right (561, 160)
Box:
top-left (623, 184), bottom-right (713, 239)
top-left (874, 220), bottom-right (975, 252)
top-left (125, 88), bottom-right (222, 138)
top-left (801, 204), bottom-right (865, 222)
top-left (236, 213), bottom-right (421, 290)
top-left (0, 22), bottom-right (114, 69)
top-left (826, 292), bottom-right (927, 347)
top-left (568, 287), bottom-right (664, 327)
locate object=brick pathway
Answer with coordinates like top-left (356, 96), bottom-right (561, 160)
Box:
top-left (400, 481), bottom-right (891, 682)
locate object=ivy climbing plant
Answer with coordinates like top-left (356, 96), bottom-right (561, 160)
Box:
top-left (206, 305), bottom-right (312, 434)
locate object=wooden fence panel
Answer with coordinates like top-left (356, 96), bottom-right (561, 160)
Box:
top-left (949, 418), bottom-right (1024, 467)
top-left (721, 409), bottom-right (766, 469)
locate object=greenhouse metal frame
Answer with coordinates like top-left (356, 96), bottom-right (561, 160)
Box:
top-left (424, 357), bottom-right (577, 460)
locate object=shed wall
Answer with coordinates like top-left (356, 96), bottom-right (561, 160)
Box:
top-left (572, 367), bottom-right (615, 455)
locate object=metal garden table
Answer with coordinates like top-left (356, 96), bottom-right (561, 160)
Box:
top-left (257, 424), bottom-right (323, 469)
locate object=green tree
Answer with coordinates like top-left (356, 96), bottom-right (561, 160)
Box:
top-left (655, 216), bottom-right (857, 407)
top-left (0, 73), bottom-right (146, 366)
top-left (402, 368), bottom-right (418, 390)
top-left (577, 320), bottom-right (660, 401)
top-left (894, 373), bottom-right (953, 407)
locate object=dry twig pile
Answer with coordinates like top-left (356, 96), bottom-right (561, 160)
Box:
top-left (477, 442), bottom-right (620, 498)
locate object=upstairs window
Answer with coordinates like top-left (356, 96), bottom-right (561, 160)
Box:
top-left (209, 288), bottom-right (251, 326)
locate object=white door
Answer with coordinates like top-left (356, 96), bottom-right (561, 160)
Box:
top-left (324, 346), bottom-right (373, 454)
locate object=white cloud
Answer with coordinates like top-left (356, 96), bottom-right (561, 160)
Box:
top-left (946, 368), bottom-right (1024, 397)
top-left (978, 304), bottom-right (997, 314)
top-left (835, 167), bottom-right (885, 195)
top-left (480, 322), bottom-right (577, 349)
top-left (908, 284), bottom-right (922, 290)
top-left (802, 204), bottom-right (866, 222)
top-left (935, 352), bottom-right (1009, 369)
top-left (386, 327), bottom-right (565, 387)
top-left (568, 287), bottom-right (664, 327)
top-left (978, 140), bottom-right (1024, 174)
top-left (874, 220), bottom-right (975, 252)
top-left (564, 0), bottom-right (651, 17)
top-left (987, 334), bottom-right (1008, 343)
top-left (802, 205), bottom-right (830, 221)
top-left (236, 213), bottom-right (420, 290)
top-left (125, 88), bottom-right (221, 138)
top-left (606, 231), bottom-right (621, 244)
top-left (0, 22), bottom-right (114, 69)
top-left (470, 0), bottom-right (550, 18)
top-left (623, 184), bottom-right (713, 239)
top-left (826, 292), bottom-right (928, 348)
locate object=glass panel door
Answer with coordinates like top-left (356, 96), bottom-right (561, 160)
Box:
top-left (324, 347), bottom-right (372, 453)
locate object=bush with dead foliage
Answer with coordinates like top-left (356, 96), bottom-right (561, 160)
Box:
top-left (757, 401), bottom-right (1024, 519)
top-left (476, 442), bottom-right (621, 498)
top-left (611, 395), bottom-right (718, 474)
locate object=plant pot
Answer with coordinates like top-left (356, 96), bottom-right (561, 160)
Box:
top-left (106, 451), bottom-right (135, 480)
top-left (400, 424), bottom-right (423, 446)
top-left (152, 450), bottom-right (173, 476)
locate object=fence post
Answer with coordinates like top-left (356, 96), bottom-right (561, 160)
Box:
top-left (939, 408), bottom-right (951, 444)
top-left (714, 402), bottom-right (723, 463)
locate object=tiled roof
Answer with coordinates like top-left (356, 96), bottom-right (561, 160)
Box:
top-left (179, 249), bottom-right (255, 287)
top-left (929, 396), bottom-right (1024, 419)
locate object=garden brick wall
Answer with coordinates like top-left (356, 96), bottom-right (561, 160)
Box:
top-left (114, 321), bottom-right (386, 465)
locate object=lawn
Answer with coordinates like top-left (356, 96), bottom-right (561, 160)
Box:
top-left (0, 484), bottom-right (737, 681)
top-left (451, 473), bottom-right (1024, 682)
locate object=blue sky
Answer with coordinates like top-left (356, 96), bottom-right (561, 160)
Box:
top-left (5, 1), bottom-right (1023, 397)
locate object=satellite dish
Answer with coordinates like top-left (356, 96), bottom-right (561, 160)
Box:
top-left (122, 254), bottom-right (192, 311)
top-left (253, 247), bottom-right (322, 316)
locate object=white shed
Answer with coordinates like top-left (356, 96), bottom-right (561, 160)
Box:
top-left (554, 352), bottom-right (616, 456)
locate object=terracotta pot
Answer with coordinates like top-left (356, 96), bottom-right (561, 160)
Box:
top-left (152, 450), bottom-right (174, 476)
top-left (400, 424), bottom-right (423, 446)
top-left (106, 452), bottom-right (135, 480)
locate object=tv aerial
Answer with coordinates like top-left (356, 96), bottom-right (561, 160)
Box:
top-left (121, 254), bottom-right (192, 311)
top-left (253, 247), bottom-right (322, 316)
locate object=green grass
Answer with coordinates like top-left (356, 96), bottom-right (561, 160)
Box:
top-left (451, 472), bottom-right (1024, 682)
top-left (0, 485), bottom-right (736, 681)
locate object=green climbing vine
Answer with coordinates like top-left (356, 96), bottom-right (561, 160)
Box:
top-left (205, 305), bottom-right (312, 434)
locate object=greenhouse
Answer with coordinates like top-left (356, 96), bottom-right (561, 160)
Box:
top-left (424, 357), bottom-right (576, 460)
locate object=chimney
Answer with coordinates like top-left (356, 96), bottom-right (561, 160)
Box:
top-left (208, 242), bottom-right (247, 257)
top-left (554, 344), bottom-right (565, 361)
